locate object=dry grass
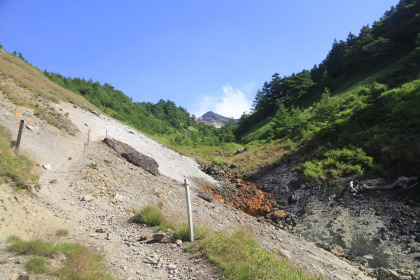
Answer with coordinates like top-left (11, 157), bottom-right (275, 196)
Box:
top-left (0, 51), bottom-right (96, 110)
top-left (7, 235), bottom-right (115, 280)
top-left (0, 50), bottom-right (101, 134)
top-left (178, 140), bottom-right (295, 176)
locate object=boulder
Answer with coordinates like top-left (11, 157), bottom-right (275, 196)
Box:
top-left (237, 148), bottom-right (245, 154)
top-left (103, 138), bottom-right (159, 176)
top-left (82, 195), bottom-right (94, 202)
top-left (153, 231), bottom-right (166, 241)
top-left (271, 210), bottom-right (287, 220)
top-left (197, 192), bottom-right (213, 202)
top-left (330, 244), bottom-right (344, 256)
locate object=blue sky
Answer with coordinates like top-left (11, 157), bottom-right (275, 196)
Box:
top-left (0, 0), bottom-right (399, 118)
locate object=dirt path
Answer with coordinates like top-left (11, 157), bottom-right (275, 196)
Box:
top-left (0, 99), bottom-right (372, 280)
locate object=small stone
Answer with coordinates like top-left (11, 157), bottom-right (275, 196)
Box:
top-left (389, 270), bottom-right (401, 280)
top-left (17, 274), bottom-right (35, 280)
top-left (42, 163), bottom-right (52, 170)
top-left (330, 244), bottom-right (344, 256)
top-left (139, 234), bottom-right (150, 241)
top-left (157, 193), bottom-right (168, 201)
top-left (271, 210), bottom-right (287, 219)
top-left (175, 239), bottom-right (183, 247)
top-left (95, 228), bottom-right (107, 233)
top-left (113, 193), bottom-right (123, 202)
top-left (82, 195), bottom-right (94, 202)
top-left (153, 231), bottom-right (166, 241)
top-left (413, 253), bottom-right (420, 261)
top-left (0, 258), bottom-right (7, 264)
top-left (168, 264), bottom-right (177, 270)
top-left (49, 179), bottom-right (58, 184)
top-left (26, 124), bottom-right (36, 131)
top-left (237, 148), bottom-right (245, 153)
top-left (106, 233), bottom-right (113, 240)
top-left (15, 257), bottom-right (24, 264)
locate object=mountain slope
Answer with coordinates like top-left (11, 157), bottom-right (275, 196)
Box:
top-left (196, 111), bottom-right (235, 128)
top-left (0, 47), bottom-right (371, 279)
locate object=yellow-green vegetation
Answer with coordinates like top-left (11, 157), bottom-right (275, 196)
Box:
top-left (190, 230), bottom-right (320, 280)
top-left (56, 229), bottom-right (69, 237)
top-left (0, 50), bottom-right (98, 135)
top-left (134, 206), bottom-right (318, 279)
top-left (0, 126), bottom-right (38, 189)
top-left (25, 257), bottom-right (48, 274)
top-left (302, 147), bottom-right (382, 181)
top-left (172, 222), bottom-right (209, 241)
top-left (132, 205), bottom-right (209, 241)
top-left (7, 235), bottom-right (115, 280)
top-left (132, 205), bottom-right (165, 227)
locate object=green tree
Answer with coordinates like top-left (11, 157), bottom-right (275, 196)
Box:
top-left (314, 88), bottom-right (338, 126)
top-left (270, 102), bottom-right (306, 139)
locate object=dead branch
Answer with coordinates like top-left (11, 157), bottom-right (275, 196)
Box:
top-left (350, 177), bottom-right (417, 194)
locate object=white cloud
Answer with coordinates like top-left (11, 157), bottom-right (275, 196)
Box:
top-left (193, 84), bottom-right (253, 119)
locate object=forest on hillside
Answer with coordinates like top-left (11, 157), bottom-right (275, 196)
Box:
top-left (40, 0), bottom-right (420, 178)
top-left (42, 71), bottom-right (237, 146)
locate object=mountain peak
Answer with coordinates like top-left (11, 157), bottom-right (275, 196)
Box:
top-left (196, 111), bottom-right (235, 128)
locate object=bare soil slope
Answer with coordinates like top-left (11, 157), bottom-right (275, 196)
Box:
top-left (0, 50), bottom-right (371, 279)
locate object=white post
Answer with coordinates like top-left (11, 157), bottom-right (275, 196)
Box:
top-left (184, 179), bottom-right (194, 242)
top-left (82, 142), bottom-right (87, 171)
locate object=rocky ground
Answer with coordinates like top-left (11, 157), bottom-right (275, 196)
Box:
top-left (0, 96), bottom-right (373, 280)
top-left (254, 162), bottom-right (420, 279)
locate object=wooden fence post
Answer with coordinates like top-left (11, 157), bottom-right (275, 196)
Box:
top-left (82, 142), bottom-right (87, 171)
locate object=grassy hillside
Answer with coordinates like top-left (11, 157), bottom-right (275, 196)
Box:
top-left (231, 54), bottom-right (420, 178)
top-left (231, 0), bottom-right (420, 179)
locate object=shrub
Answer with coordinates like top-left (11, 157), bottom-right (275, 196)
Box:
top-left (132, 205), bottom-right (165, 226)
top-left (303, 147), bottom-right (382, 181)
top-left (303, 161), bottom-right (323, 181)
top-left (25, 257), bottom-right (48, 274)
top-left (173, 223), bottom-right (209, 241)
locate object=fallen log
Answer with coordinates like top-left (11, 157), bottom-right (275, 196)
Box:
top-left (350, 177), bottom-right (417, 194)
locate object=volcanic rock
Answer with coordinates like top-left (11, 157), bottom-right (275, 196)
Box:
top-left (103, 138), bottom-right (159, 176)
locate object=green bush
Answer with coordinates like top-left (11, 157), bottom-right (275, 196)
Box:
top-left (26, 257), bottom-right (48, 274)
top-left (173, 223), bottom-right (209, 241)
top-left (0, 126), bottom-right (38, 188)
top-left (209, 156), bottom-right (225, 165)
top-left (132, 205), bottom-right (165, 227)
top-left (303, 147), bottom-right (382, 181)
top-left (303, 161), bottom-right (323, 181)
